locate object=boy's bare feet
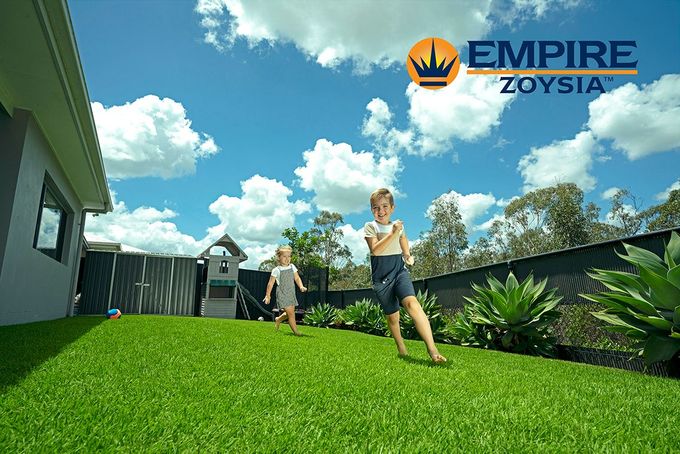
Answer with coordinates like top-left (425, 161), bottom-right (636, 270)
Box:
top-left (294, 332), bottom-right (302, 337)
top-left (398, 348), bottom-right (409, 357)
top-left (429, 350), bottom-right (447, 364)
top-left (275, 316), bottom-right (281, 331)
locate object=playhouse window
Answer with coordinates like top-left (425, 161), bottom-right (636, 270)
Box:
top-left (219, 260), bottom-right (229, 273)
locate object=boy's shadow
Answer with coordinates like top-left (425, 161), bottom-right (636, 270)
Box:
top-left (398, 355), bottom-right (452, 369)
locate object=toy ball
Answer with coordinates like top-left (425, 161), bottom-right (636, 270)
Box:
top-left (257, 316), bottom-right (264, 321)
top-left (106, 308), bottom-right (122, 319)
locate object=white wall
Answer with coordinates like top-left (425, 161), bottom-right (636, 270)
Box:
top-left (0, 110), bottom-right (85, 325)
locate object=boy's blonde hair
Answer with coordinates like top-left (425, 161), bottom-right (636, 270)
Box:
top-left (275, 245), bottom-right (293, 259)
top-left (370, 188), bottom-right (394, 207)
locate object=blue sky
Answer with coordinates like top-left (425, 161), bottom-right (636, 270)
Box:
top-left (70, 0), bottom-right (680, 268)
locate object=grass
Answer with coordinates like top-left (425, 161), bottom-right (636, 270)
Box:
top-left (1, 316), bottom-right (679, 452)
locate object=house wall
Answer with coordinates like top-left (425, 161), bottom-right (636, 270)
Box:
top-left (0, 110), bottom-right (85, 325)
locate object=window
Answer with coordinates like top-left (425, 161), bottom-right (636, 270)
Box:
top-left (34, 183), bottom-right (68, 262)
top-left (219, 260), bottom-right (229, 274)
top-left (209, 286), bottom-right (235, 299)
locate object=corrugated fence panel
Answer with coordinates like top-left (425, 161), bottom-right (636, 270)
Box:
top-left (80, 251), bottom-right (114, 314)
top-left (142, 257), bottom-right (173, 314)
top-left (170, 257), bottom-right (197, 316)
top-left (343, 288), bottom-right (376, 306)
top-left (326, 291), bottom-right (343, 308)
top-left (325, 229), bottom-right (678, 312)
top-left (426, 263), bottom-right (509, 310)
top-left (512, 232), bottom-right (670, 304)
top-left (238, 269), bottom-right (274, 307)
top-left (110, 254), bottom-right (145, 314)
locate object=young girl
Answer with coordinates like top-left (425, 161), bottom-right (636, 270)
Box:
top-left (263, 245), bottom-right (307, 336)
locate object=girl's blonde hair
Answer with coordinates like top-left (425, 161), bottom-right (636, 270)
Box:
top-left (275, 245), bottom-right (293, 262)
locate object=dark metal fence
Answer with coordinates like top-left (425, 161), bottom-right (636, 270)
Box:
top-left (557, 345), bottom-right (675, 377)
top-left (321, 228), bottom-right (679, 377)
top-left (237, 266), bottom-right (329, 312)
top-left (326, 228), bottom-right (678, 310)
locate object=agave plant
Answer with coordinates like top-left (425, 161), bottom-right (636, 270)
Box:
top-left (339, 299), bottom-right (388, 336)
top-left (399, 290), bottom-right (452, 343)
top-left (303, 303), bottom-right (339, 328)
top-left (581, 231), bottom-right (680, 367)
top-left (460, 272), bottom-right (562, 357)
top-left (449, 306), bottom-right (495, 348)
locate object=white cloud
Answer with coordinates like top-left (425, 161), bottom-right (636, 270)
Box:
top-left (85, 176), bottom-right (311, 269)
top-left (491, 0), bottom-right (582, 26)
top-left (605, 203), bottom-right (638, 227)
top-left (656, 180), bottom-right (680, 201)
top-left (517, 131), bottom-right (602, 193)
top-left (475, 213), bottom-right (506, 232)
top-left (339, 224), bottom-right (369, 264)
top-left (495, 196), bottom-right (518, 208)
top-left (363, 68), bottom-right (516, 157)
top-left (587, 74), bottom-right (680, 160)
top-left (427, 190), bottom-right (498, 232)
top-left (294, 139), bottom-right (401, 214)
top-left (92, 95), bottom-right (219, 179)
top-left (361, 98), bottom-right (392, 139)
top-left (85, 193), bottom-right (205, 256)
top-left (195, 0), bottom-right (492, 73)
top-left (601, 187), bottom-right (621, 200)
top-left (207, 174), bottom-right (311, 243)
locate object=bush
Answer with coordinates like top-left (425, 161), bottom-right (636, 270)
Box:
top-left (582, 231), bottom-right (680, 366)
top-left (303, 303), bottom-right (339, 328)
top-left (453, 272), bottom-right (562, 357)
top-left (449, 306), bottom-right (495, 348)
top-left (339, 299), bottom-right (388, 336)
top-left (554, 303), bottom-right (632, 351)
top-left (399, 290), bottom-right (453, 343)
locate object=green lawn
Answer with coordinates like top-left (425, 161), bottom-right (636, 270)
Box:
top-left (1, 316), bottom-right (679, 452)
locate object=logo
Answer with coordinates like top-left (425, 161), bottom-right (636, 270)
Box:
top-left (405, 39), bottom-right (638, 94)
top-left (467, 40), bottom-right (638, 94)
top-left (406, 38), bottom-right (460, 90)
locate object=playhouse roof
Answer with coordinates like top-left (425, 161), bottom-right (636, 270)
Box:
top-left (197, 233), bottom-right (248, 262)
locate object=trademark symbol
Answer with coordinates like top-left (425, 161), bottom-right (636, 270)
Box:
top-left (604, 76), bottom-right (614, 83)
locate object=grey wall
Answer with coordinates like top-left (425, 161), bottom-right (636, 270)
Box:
top-left (0, 110), bottom-right (85, 325)
top-left (0, 109), bottom-right (26, 281)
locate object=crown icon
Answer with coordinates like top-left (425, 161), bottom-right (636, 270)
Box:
top-left (409, 39), bottom-right (457, 87)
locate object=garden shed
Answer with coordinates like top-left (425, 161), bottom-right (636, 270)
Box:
top-left (79, 250), bottom-right (198, 316)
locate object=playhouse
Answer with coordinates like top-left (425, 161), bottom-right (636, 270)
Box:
top-left (197, 234), bottom-right (248, 318)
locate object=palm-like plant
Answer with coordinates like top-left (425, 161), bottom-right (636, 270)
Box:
top-left (449, 306), bottom-right (494, 348)
top-left (581, 231), bottom-right (680, 367)
top-left (399, 290), bottom-right (451, 343)
top-left (303, 303), bottom-right (339, 328)
top-left (338, 299), bottom-right (388, 336)
top-left (459, 272), bottom-right (562, 357)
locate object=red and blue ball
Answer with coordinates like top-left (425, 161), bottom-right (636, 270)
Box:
top-left (106, 308), bottom-right (122, 319)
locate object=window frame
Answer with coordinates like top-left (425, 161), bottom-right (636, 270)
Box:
top-left (33, 177), bottom-right (70, 263)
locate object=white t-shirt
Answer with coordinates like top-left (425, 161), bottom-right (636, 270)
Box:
top-left (271, 264), bottom-right (298, 285)
top-left (364, 221), bottom-right (405, 256)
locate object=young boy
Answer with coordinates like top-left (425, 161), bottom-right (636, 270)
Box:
top-left (364, 188), bottom-right (447, 363)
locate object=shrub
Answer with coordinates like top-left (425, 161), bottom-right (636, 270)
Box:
top-left (449, 306), bottom-right (495, 348)
top-left (582, 231), bottom-right (680, 366)
top-left (455, 272), bottom-right (562, 357)
top-left (339, 299), bottom-right (388, 336)
top-left (554, 303), bottom-right (632, 351)
top-left (399, 290), bottom-right (452, 343)
top-left (303, 303), bottom-right (339, 328)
